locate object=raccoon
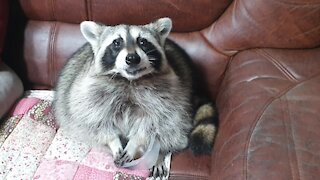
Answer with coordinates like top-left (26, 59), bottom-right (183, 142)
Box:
top-left (53, 18), bottom-right (217, 179)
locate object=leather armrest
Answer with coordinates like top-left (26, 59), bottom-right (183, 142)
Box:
top-left (211, 47), bottom-right (320, 179)
top-left (0, 62), bottom-right (23, 119)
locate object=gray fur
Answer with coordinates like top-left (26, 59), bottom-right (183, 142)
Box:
top-left (53, 18), bottom-right (195, 178)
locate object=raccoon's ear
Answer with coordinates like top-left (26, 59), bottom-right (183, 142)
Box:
top-left (80, 21), bottom-right (103, 46)
top-left (150, 17), bottom-right (172, 40)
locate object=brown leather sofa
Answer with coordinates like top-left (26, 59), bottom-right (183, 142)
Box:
top-left (2, 0), bottom-right (320, 179)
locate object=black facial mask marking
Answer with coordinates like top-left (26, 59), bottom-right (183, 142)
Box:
top-left (101, 37), bottom-right (124, 70)
top-left (137, 37), bottom-right (162, 70)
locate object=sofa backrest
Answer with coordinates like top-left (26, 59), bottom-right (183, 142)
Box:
top-left (4, 0), bottom-right (320, 99)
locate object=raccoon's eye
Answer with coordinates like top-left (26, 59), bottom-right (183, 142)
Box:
top-left (137, 38), bottom-right (148, 47)
top-left (112, 38), bottom-right (122, 49)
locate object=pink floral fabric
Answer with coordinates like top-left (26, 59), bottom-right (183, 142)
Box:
top-left (0, 96), bottom-right (149, 179)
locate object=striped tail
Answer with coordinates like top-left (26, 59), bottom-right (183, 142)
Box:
top-left (189, 103), bottom-right (218, 155)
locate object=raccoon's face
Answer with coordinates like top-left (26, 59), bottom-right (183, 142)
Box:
top-left (80, 18), bottom-right (172, 80)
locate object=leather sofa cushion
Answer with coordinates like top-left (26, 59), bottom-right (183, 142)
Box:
top-left (203, 0), bottom-right (320, 56)
top-left (0, 63), bottom-right (23, 119)
top-left (23, 21), bottom-right (86, 87)
top-left (213, 47), bottom-right (320, 179)
top-left (20, 0), bottom-right (233, 32)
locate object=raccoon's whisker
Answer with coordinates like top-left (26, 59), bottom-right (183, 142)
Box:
top-left (105, 72), bottom-right (118, 80)
top-left (148, 58), bottom-right (157, 61)
top-left (145, 49), bottom-right (157, 55)
top-left (110, 72), bottom-right (118, 79)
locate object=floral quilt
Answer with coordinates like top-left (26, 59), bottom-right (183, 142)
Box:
top-left (0, 91), bottom-right (170, 180)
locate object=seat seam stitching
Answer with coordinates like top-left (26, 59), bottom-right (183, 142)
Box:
top-left (284, 94), bottom-right (301, 180)
top-left (257, 49), bottom-right (298, 82)
top-left (281, 96), bottom-right (295, 180)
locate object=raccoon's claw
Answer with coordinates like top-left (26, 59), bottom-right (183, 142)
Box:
top-left (149, 163), bottom-right (168, 180)
top-left (114, 150), bottom-right (133, 167)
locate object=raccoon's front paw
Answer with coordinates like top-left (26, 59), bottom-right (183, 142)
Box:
top-left (149, 162), bottom-right (168, 180)
top-left (114, 149), bottom-right (134, 167)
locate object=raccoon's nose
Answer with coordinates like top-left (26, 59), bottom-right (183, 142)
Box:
top-left (126, 53), bottom-right (141, 65)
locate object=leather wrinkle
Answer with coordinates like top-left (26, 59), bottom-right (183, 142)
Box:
top-left (219, 95), bottom-right (258, 129)
top-left (287, 4), bottom-right (320, 40)
top-left (257, 49), bottom-right (298, 83)
top-left (293, 24), bottom-right (320, 39)
top-left (204, 0), bottom-right (240, 56)
top-left (215, 55), bottom-right (234, 99)
top-left (199, 30), bottom-right (229, 57)
top-left (244, 71), bottom-right (320, 180)
top-left (217, 120), bottom-right (250, 156)
top-left (85, 0), bottom-right (92, 20)
top-left (215, 56), bottom-right (250, 129)
top-left (163, 0), bottom-right (190, 15)
top-left (240, 0), bottom-right (264, 32)
top-left (49, 22), bottom-right (57, 87)
top-left (50, 0), bottom-right (55, 20)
